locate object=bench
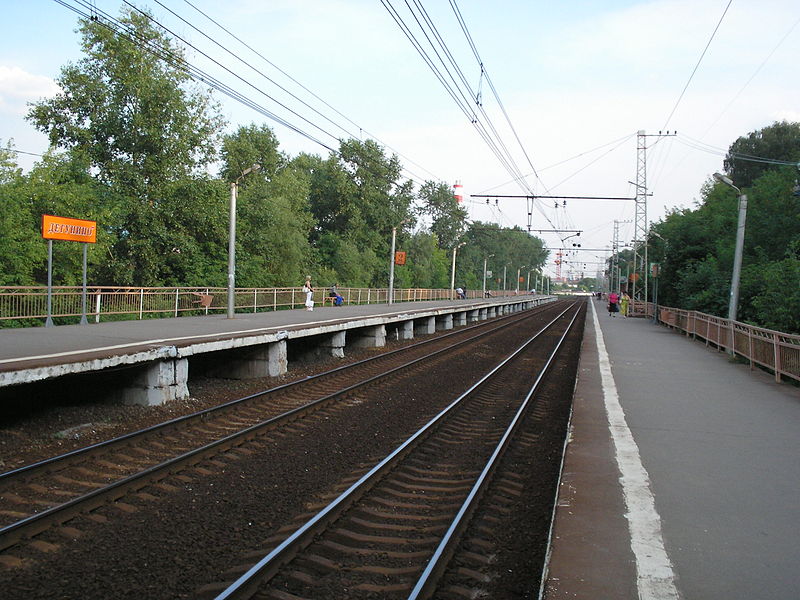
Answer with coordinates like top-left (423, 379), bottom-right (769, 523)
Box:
top-left (323, 295), bottom-right (345, 306)
top-left (191, 293), bottom-right (213, 309)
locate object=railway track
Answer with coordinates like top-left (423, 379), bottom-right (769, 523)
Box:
top-left (0, 299), bottom-right (566, 558)
top-left (202, 300), bottom-right (585, 600)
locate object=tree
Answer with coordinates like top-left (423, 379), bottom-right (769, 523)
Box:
top-left (724, 121), bottom-right (800, 189)
top-left (416, 181), bottom-right (468, 250)
top-left (219, 127), bottom-right (316, 287)
top-left (308, 139), bottom-right (416, 286)
top-left (0, 144), bottom-right (41, 286)
top-left (26, 7), bottom-right (225, 285)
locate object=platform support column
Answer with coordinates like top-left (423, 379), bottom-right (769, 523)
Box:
top-left (121, 358), bottom-right (189, 406)
top-left (415, 316), bottom-right (436, 336)
top-left (219, 340), bottom-right (288, 379)
top-left (352, 325), bottom-right (386, 348)
top-left (436, 314), bottom-right (454, 331)
top-left (454, 312), bottom-right (467, 327)
top-left (468, 309), bottom-right (479, 323)
top-left (397, 321), bottom-right (414, 340)
top-left (322, 331), bottom-right (347, 358)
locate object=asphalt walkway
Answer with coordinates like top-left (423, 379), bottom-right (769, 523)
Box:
top-left (543, 297), bottom-right (800, 599)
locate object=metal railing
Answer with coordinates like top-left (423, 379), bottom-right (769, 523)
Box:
top-left (0, 285), bottom-right (519, 326)
top-left (636, 302), bottom-right (800, 384)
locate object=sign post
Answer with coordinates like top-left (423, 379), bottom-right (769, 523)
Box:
top-left (42, 214), bottom-right (97, 326)
top-left (650, 262), bottom-right (660, 324)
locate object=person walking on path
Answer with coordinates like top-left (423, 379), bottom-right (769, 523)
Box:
top-left (608, 291), bottom-right (620, 317)
top-left (302, 276), bottom-right (314, 311)
top-left (620, 291), bottom-right (630, 317)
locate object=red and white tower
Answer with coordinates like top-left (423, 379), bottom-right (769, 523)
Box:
top-left (555, 251), bottom-right (563, 281)
top-left (453, 180), bottom-right (463, 203)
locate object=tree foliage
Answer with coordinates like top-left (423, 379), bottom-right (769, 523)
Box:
top-left (724, 121), bottom-right (800, 189)
top-left (650, 121), bottom-right (800, 333)
top-left (0, 9), bottom-right (551, 311)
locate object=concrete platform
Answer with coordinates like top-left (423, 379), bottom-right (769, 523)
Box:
top-left (542, 297), bottom-right (800, 599)
top-left (0, 295), bottom-right (548, 405)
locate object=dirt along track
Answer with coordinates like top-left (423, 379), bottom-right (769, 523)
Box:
top-left (1, 298), bottom-right (586, 599)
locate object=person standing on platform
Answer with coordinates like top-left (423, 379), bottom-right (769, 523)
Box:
top-left (303, 276), bottom-right (314, 311)
top-left (608, 291), bottom-right (620, 317)
top-left (620, 292), bottom-right (630, 317)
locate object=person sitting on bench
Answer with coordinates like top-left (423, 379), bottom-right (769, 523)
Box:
top-left (329, 283), bottom-right (344, 306)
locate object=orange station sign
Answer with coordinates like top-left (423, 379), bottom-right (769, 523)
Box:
top-left (42, 214), bottom-right (97, 243)
top-left (394, 251), bottom-right (407, 265)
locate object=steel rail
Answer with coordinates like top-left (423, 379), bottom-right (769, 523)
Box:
top-left (213, 302), bottom-right (579, 600)
top-left (0, 300), bottom-right (557, 485)
top-left (408, 304), bottom-right (582, 599)
top-left (0, 303), bottom-right (565, 552)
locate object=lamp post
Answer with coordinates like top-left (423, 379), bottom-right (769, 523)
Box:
top-left (515, 265), bottom-right (526, 293)
top-left (228, 164), bottom-right (261, 319)
top-left (389, 226), bottom-right (398, 305)
top-left (388, 218), bottom-right (410, 305)
top-left (713, 172), bottom-right (747, 324)
top-left (482, 254), bottom-right (494, 296)
top-left (502, 264), bottom-right (509, 294)
top-left (450, 241), bottom-right (466, 299)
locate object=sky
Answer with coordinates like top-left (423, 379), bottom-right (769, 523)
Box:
top-left (2, 0), bottom-right (799, 279)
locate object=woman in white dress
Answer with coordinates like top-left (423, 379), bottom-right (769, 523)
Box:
top-left (302, 277), bottom-right (314, 311)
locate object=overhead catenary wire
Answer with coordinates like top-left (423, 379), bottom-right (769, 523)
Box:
top-left (177, 0), bottom-right (444, 183)
top-left (380, 0), bottom-right (537, 197)
top-left (449, 0), bottom-right (546, 191)
top-left (701, 13), bottom-right (800, 138)
top-left (678, 133), bottom-right (800, 166)
top-left (661, 0), bottom-right (733, 131)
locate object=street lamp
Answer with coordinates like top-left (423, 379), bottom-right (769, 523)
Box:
top-left (482, 254), bottom-right (494, 296)
top-left (713, 172), bottom-right (747, 323)
top-left (516, 265), bottom-right (527, 293)
top-left (228, 164), bottom-right (261, 319)
top-left (450, 241), bottom-right (466, 299)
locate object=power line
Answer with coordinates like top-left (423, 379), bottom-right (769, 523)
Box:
top-left (677, 133), bottom-right (800, 167)
top-left (662, 0), bottom-right (733, 130)
top-left (178, 0), bottom-right (444, 184)
top-left (449, 0), bottom-right (545, 190)
top-left (51, 0), bottom-right (435, 188)
top-left (380, 0), bottom-right (534, 194)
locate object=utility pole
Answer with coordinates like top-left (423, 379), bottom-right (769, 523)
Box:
top-left (612, 220), bottom-right (621, 294)
top-left (631, 130), bottom-right (675, 310)
top-left (612, 219), bottom-right (631, 294)
top-left (632, 130), bottom-right (648, 308)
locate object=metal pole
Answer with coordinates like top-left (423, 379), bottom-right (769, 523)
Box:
top-left (80, 243), bottom-right (88, 325)
top-left (389, 226), bottom-right (397, 305)
top-left (729, 193), bottom-right (747, 322)
top-left (450, 246), bottom-right (457, 299)
top-left (482, 257), bottom-right (487, 296)
top-left (45, 239), bottom-right (54, 327)
top-left (227, 181), bottom-right (237, 318)
top-left (515, 268), bottom-right (521, 293)
top-left (503, 265), bottom-right (507, 292)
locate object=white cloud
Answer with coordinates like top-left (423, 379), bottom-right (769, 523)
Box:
top-left (0, 66), bottom-right (59, 115)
